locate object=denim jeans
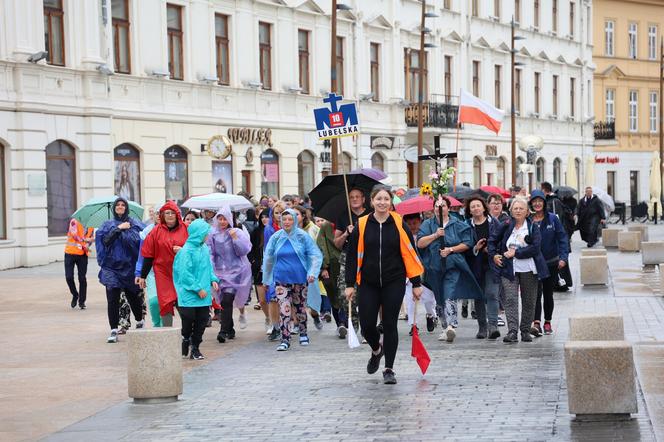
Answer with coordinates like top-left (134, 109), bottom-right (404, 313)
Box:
top-left (474, 275), bottom-right (501, 327)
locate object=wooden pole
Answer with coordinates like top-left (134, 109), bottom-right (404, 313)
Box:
top-left (416, 0), bottom-right (426, 186)
top-left (510, 17), bottom-right (517, 187)
top-left (342, 172), bottom-right (352, 225)
top-left (331, 0), bottom-right (339, 174)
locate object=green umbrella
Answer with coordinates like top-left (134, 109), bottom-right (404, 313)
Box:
top-left (72, 196), bottom-right (144, 228)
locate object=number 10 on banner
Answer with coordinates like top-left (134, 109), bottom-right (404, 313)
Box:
top-left (328, 112), bottom-right (344, 128)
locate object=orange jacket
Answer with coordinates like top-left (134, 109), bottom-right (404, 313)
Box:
top-left (65, 219), bottom-right (94, 256)
top-left (355, 212), bottom-right (424, 285)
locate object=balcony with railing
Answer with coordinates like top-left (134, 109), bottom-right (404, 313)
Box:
top-left (594, 120), bottom-right (615, 140)
top-left (404, 94), bottom-right (459, 129)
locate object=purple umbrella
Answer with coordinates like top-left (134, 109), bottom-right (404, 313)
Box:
top-left (349, 168), bottom-right (388, 181)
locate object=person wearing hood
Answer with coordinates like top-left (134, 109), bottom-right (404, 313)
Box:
top-left (249, 209), bottom-right (272, 327)
top-left (96, 197), bottom-right (145, 343)
top-left (139, 200), bottom-right (188, 326)
top-left (528, 190), bottom-right (569, 337)
top-left (262, 201), bottom-right (287, 341)
top-left (262, 208), bottom-right (323, 351)
top-left (208, 206), bottom-right (253, 343)
top-left (173, 219), bottom-right (220, 360)
top-left (135, 205), bottom-right (163, 327)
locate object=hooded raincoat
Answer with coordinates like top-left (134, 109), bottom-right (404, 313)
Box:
top-left (96, 197), bottom-right (144, 289)
top-left (208, 206), bottom-right (253, 308)
top-left (141, 201), bottom-right (188, 315)
top-left (174, 219), bottom-right (219, 308)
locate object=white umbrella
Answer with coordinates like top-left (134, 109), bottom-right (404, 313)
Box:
top-left (592, 186), bottom-right (615, 217)
top-left (648, 152), bottom-right (661, 217)
top-left (585, 157), bottom-right (594, 189)
top-left (566, 153), bottom-right (578, 190)
top-left (181, 193), bottom-right (254, 211)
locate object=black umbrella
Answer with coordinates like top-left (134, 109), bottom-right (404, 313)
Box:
top-left (448, 185), bottom-right (486, 201)
top-left (554, 186), bottom-right (578, 199)
top-left (308, 173), bottom-right (381, 223)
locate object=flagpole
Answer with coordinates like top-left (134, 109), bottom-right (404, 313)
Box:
top-left (453, 121), bottom-right (460, 191)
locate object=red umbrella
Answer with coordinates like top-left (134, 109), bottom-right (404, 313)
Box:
top-left (446, 195), bottom-right (463, 208)
top-left (411, 304), bottom-right (431, 375)
top-left (395, 195), bottom-right (433, 216)
top-left (480, 185), bottom-right (510, 198)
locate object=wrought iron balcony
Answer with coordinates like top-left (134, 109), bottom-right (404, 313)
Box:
top-left (594, 120), bottom-right (615, 140)
top-left (404, 95), bottom-right (459, 129)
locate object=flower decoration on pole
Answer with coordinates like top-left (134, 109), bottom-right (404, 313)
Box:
top-left (420, 163), bottom-right (456, 206)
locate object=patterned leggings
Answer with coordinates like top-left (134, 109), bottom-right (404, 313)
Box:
top-left (501, 272), bottom-right (539, 335)
top-left (275, 283), bottom-right (308, 343)
top-left (119, 290), bottom-right (147, 331)
top-left (337, 251), bottom-right (359, 329)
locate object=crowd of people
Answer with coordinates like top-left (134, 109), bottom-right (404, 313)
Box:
top-left (61, 181), bottom-right (605, 383)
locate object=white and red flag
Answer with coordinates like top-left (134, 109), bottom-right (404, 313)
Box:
top-left (457, 89), bottom-right (505, 134)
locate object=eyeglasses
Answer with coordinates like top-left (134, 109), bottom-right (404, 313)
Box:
top-left (163, 211), bottom-right (176, 216)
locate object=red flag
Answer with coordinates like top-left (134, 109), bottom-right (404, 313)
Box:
top-left (410, 325), bottom-right (431, 375)
top-left (457, 89), bottom-right (505, 134)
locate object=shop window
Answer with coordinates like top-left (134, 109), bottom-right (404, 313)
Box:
top-left (553, 157), bottom-right (561, 187)
top-left (261, 149), bottom-right (279, 197)
top-left (46, 140), bottom-right (76, 236)
top-left (164, 145), bottom-right (188, 205)
top-left (371, 153), bottom-right (384, 172)
top-left (212, 160), bottom-right (233, 194)
top-left (536, 157), bottom-right (545, 185)
top-left (297, 150), bottom-right (315, 197)
top-left (114, 143), bottom-right (140, 203)
top-left (473, 156), bottom-right (482, 187)
top-left (496, 156), bottom-right (506, 189)
top-left (0, 145), bottom-right (5, 239)
top-left (341, 152), bottom-right (353, 173)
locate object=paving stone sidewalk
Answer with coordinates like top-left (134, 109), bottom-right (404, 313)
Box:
top-left (47, 228), bottom-right (664, 442)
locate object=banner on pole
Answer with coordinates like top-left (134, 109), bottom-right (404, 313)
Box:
top-left (314, 93), bottom-right (360, 140)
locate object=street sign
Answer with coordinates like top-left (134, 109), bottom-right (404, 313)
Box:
top-left (313, 93), bottom-right (360, 140)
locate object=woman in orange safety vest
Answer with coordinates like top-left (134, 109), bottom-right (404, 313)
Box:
top-left (64, 219), bottom-right (94, 309)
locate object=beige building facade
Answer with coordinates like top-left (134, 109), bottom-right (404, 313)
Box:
top-left (592, 0), bottom-right (663, 206)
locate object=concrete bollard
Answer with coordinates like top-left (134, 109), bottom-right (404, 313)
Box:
top-left (618, 231), bottom-right (641, 252)
top-left (580, 248), bottom-right (607, 257)
top-left (601, 228), bottom-right (621, 248)
top-left (579, 255), bottom-right (608, 285)
top-left (627, 225), bottom-right (648, 242)
top-left (127, 327), bottom-right (183, 403)
top-left (568, 313), bottom-right (625, 341)
top-left (564, 341), bottom-right (637, 415)
top-left (641, 241), bottom-right (664, 265)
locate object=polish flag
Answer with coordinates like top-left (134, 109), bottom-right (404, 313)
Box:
top-left (457, 89), bottom-right (505, 134)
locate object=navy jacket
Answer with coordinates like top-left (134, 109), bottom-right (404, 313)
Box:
top-left (487, 218), bottom-right (550, 281)
top-left (465, 216), bottom-right (502, 284)
top-left (533, 213), bottom-right (569, 263)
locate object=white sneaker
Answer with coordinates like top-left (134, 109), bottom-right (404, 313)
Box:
top-left (135, 320), bottom-right (145, 329)
top-left (264, 318), bottom-right (272, 334)
top-left (438, 331), bottom-right (447, 341)
top-left (239, 314), bottom-right (248, 329)
top-left (107, 329), bottom-right (118, 343)
top-left (446, 326), bottom-right (456, 343)
top-left (292, 325), bottom-right (300, 335)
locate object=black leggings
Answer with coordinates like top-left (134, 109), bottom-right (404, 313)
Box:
top-left (358, 278), bottom-right (406, 370)
top-left (535, 263), bottom-right (558, 322)
top-left (64, 253), bottom-right (88, 304)
top-left (178, 306), bottom-right (209, 347)
top-left (106, 287), bottom-right (143, 330)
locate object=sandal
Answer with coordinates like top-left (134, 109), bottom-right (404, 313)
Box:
top-left (276, 341), bottom-right (290, 351)
top-left (253, 303), bottom-right (262, 310)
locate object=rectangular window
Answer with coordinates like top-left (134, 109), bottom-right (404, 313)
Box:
top-left (605, 20), bottom-right (614, 56)
top-left (472, 61), bottom-right (480, 97)
top-left (443, 0), bottom-right (450, 10)
top-left (534, 72), bottom-right (541, 114)
top-left (259, 22), bottom-right (272, 90)
top-left (336, 36), bottom-right (344, 95)
top-left (515, 0), bottom-right (521, 24)
top-left (494, 65), bottom-right (501, 108)
top-left (629, 22), bottom-right (637, 59)
top-left (552, 0), bottom-right (558, 33)
top-left (43, 0), bottom-right (65, 66)
top-left (606, 88), bottom-right (615, 122)
top-left (629, 90), bottom-right (638, 132)
top-left (552, 75), bottom-right (559, 116)
top-left (570, 78), bottom-right (575, 117)
top-left (569, 1), bottom-right (575, 37)
top-left (370, 43), bottom-right (380, 101)
top-left (166, 4), bottom-right (183, 80)
top-left (630, 171), bottom-right (639, 206)
top-left (404, 49), bottom-right (428, 102)
top-left (215, 14), bottom-right (230, 85)
top-left (648, 25), bottom-right (657, 60)
top-left (650, 92), bottom-right (658, 133)
top-left (534, 0), bottom-right (539, 29)
top-left (493, 0), bottom-right (500, 19)
top-left (298, 29), bottom-right (310, 94)
top-left (111, 0), bottom-right (130, 74)
top-left (607, 171), bottom-right (615, 199)
top-left (515, 68), bottom-right (521, 114)
top-left (472, 0), bottom-right (478, 17)
top-left (444, 56), bottom-right (452, 102)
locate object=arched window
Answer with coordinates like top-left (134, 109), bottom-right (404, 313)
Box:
top-left (371, 152), bottom-right (385, 171)
top-left (341, 152), bottom-right (353, 173)
top-left (496, 156), bottom-right (506, 189)
top-left (164, 145), bottom-right (188, 205)
top-left (0, 144), bottom-right (5, 239)
top-left (473, 156), bottom-right (482, 187)
top-left (46, 140), bottom-right (76, 236)
top-left (297, 150), bottom-right (315, 197)
top-left (553, 157), bottom-right (561, 187)
top-left (261, 149), bottom-right (280, 197)
top-left (114, 143), bottom-right (141, 203)
top-left (516, 156), bottom-right (525, 187)
top-left (536, 157), bottom-right (545, 185)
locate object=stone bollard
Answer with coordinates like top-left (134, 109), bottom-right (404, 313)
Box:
top-left (641, 241), bottom-right (664, 265)
top-left (601, 228), bottom-right (621, 248)
top-left (568, 313), bottom-right (625, 341)
top-left (580, 248), bottom-right (607, 257)
top-left (564, 341), bottom-right (637, 415)
top-left (627, 225), bottom-right (648, 242)
top-left (127, 327), bottom-right (183, 403)
top-left (579, 255), bottom-right (608, 285)
top-left (618, 231), bottom-right (641, 252)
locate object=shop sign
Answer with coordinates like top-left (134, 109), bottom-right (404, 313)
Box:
top-left (227, 128), bottom-right (273, 147)
top-left (314, 93), bottom-right (360, 140)
top-left (595, 156), bottom-right (619, 164)
top-left (370, 136), bottom-right (395, 150)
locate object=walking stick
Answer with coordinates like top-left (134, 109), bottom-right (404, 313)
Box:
top-left (342, 172), bottom-right (353, 226)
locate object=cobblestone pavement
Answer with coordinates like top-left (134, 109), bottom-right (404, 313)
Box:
top-left (46, 228), bottom-right (664, 442)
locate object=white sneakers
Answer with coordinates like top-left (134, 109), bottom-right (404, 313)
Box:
top-left (264, 318), bottom-right (272, 334)
top-left (438, 326), bottom-right (456, 342)
top-left (239, 314), bottom-right (248, 329)
top-left (107, 329), bottom-right (118, 343)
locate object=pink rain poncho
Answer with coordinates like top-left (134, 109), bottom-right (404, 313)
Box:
top-left (208, 206), bottom-right (253, 308)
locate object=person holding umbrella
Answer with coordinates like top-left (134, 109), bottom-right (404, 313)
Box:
top-left (344, 186), bottom-right (423, 385)
top-left (577, 187), bottom-right (606, 248)
top-left (95, 197), bottom-right (145, 343)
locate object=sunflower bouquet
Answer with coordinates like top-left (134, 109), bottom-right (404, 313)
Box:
top-left (420, 164), bottom-right (456, 206)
